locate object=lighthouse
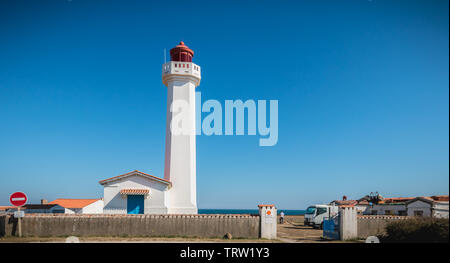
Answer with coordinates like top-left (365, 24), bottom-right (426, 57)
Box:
top-left (162, 42), bottom-right (201, 214)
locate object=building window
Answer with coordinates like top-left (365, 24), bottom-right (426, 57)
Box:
top-left (384, 210), bottom-right (392, 215)
top-left (371, 210), bottom-right (378, 215)
top-left (414, 210), bottom-right (424, 217)
top-left (398, 210), bottom-right (407, 216)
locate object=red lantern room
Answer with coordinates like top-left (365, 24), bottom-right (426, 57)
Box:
top-left (170, 41), bottom-right (194, 62)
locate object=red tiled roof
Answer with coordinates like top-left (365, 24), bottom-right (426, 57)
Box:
top-left (431, 195), bottom-right (449, 202)
top-left (381, 197), bottom-right (415, 204)
top-left (49, 199), bottom-right (102, 209)
top-left (406, 196), bottom-right (449, 205)
top-left (258, 204), bottom-right (275, 208)
top-left (99, 170), bottom-right (171, 187)
top-left (0, 206), bottom-right (14, 211)
top-left (333, 200), bottom-right (358, 206)
top-left (120, 189), bottom-right (149, 195)
top-left (358, 200), bottom-right (370, 205)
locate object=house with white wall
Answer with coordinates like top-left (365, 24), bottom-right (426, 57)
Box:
top-left (330, 198), bottom-right (370, 214)
top-left (355, 195), bottom-right (449, 217)
top-left (99, 170), bottom-right (172, 214)
top-left (365, 203), bottom-right (407, 216)
top-left (48, 198), bottom-right (104, 214)
top-left (406, 196), bottom-right (449, 218)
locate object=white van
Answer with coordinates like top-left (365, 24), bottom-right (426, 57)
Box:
top-left (304, 204), bottom-right (339, 229)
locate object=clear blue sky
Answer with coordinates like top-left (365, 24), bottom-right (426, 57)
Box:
top-left (0, 0), bottom-right (448, 209)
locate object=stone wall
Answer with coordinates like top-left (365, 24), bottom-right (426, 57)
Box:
top-left (0, 214), bottom-right (260, 238)
top-left (357, 215), bottom-right (409, 239)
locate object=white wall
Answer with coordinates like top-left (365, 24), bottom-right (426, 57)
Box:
top-left (164, 79), bottom-right (198, 214)
top-left (103, 175), bottom-right (170, 214)
top-left (82, 200), bottom-right (104, 214)
top-left (366, 204), bottom-right (407, 215)
top-left (355, 205), bottom-right (369, 214)
top-left (432, 202), bottom-right (449, 218)
top-left (406, 200), bottom-right (432, 217)
top-left (339, 207), bottom-right (357, 240)
top-left (64, 208), bottom-right (76, 214)
top-left (259, 206), bottom-right (277, 239)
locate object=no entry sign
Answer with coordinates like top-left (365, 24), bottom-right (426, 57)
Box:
top-left (10, 192), bottom-right (27, 207)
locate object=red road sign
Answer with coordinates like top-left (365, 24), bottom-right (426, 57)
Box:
top-left (10, 192), bottom-right (27, 207)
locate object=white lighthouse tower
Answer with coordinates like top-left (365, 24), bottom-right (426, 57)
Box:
top-left (162, 42), bottom-right (201, 214)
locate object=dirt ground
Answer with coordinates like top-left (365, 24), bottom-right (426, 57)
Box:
top-left (277, 215), bottom-right (330, 243)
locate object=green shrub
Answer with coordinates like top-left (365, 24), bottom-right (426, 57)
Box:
top-left (379, 217), bottom-right (449, 243)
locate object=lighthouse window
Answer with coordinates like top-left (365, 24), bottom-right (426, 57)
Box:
top-left (175, 64), bottom-right (177, 67)
top-left (183, 64), bottom-right (185, 68)
top-left (187, 64), bottom-right (189, 68)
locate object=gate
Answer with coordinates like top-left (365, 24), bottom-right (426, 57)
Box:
top-left (323, 214), bottom-right (339, 240)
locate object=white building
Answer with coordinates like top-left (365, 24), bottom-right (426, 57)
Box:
top-left (100, 170), bottom-right (171, 214)
top-left (365, 203), bottom-right (407, 216)
top-left (48, 198), bottom-right (104, 214)
top-left (330, 198), bottom-right (370, 214)
top-left (99, 42), bottom-right (201, 215)
top-left (406, 197), bottom-right (449, 218)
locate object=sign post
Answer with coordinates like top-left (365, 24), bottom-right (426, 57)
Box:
top-left (18, 206), bottom-right (22, 237)
top-left (10, 192), bottom-right (27, 237)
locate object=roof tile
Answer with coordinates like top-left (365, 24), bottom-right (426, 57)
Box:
top-left (49, 199), bottom-right (101, 209)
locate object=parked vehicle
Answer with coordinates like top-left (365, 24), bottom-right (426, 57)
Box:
top-left (304, 204), bottom-right (339, 229)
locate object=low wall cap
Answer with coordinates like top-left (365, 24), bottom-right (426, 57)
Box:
top-left (258, 204), bottom-right (275, 208)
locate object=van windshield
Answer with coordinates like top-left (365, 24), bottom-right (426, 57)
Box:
top-left (305, 206), bottom-right (316, 214)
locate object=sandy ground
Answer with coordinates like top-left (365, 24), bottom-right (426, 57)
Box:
top-left (0, 215), bottom-right (342, 243)
top-left (277, 215), bottom-right (329, 243)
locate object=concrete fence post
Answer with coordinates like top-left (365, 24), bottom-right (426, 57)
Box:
top-left (258, 204), bottom-right (277, 239)
top-left (339, 206), bottom-right (357, 241)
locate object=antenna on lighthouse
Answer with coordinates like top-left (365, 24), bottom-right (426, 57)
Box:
top-left (164, 48), bottom-right (167, 64)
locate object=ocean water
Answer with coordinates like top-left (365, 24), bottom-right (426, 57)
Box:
top-left (198, 209), bottom-right (305, 215)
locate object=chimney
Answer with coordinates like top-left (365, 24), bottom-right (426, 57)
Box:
top-left (343, 195), bottom-right (347, 201)
top-left (41, 199), bottom-right (48, 205)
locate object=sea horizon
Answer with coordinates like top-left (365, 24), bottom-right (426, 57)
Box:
top-left (198, 209), bottom-right (306, 215)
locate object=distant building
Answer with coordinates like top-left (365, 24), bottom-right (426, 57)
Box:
top-left (0, 206), bottom-right (14, 214)
top-left (48, 198), bottom-right (103, 214)
top-left (330, 197), bottom-right (370, 214)
top-left (8, 204), bottom-right (65, 214)
top-left (355, 195), bottom-right (449, 217)
top-left (366, 203), bottom-right (407, 216)
top-left (405, 196), bottom-right (449, 218)
top-left (363, 197), bottom-right (411, 216)
top-left (330, 195), bottom-right (449, 217)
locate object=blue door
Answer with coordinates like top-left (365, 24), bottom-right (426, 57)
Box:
top-left (127, 195), bottom-right (144, 214)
